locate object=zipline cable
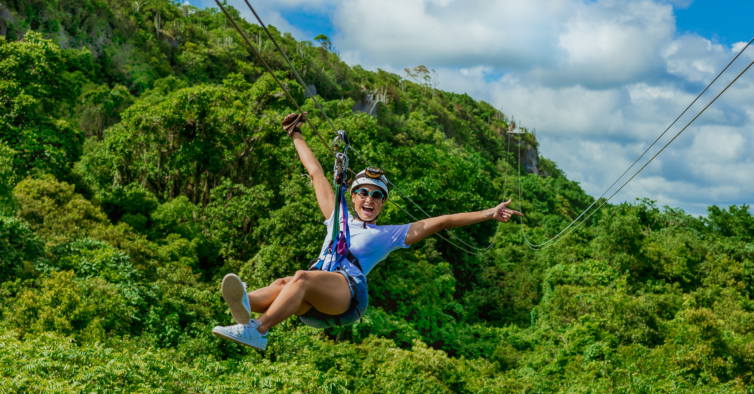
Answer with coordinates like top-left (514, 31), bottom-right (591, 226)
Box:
top-left (214, 0), bottom-right (335, 158)
top-left (225, 0), bottom-right (750, 255)
top-left (237, 0), bottom-right (503, 255)
top-left (516, 139), bottom-right (537, 248)
top-left (218, 0), bottom-right (495, 255)
top-left (386, 198), bottom-right (493, 255)
top-left (241, 0), bottom-right (339, 134)
top-left (519, 57), bottom-right (754, 251)
top-left (349, 145), bottom-right (498, 254)
top-left (517, 37), bottom-right (754, 250)
top-left (503, 132), bottom-right (511, 199)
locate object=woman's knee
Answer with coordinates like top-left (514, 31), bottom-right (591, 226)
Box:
top-left (290, 270), bottom-right (313, 286)
top-left (292, 270), bottom-right (310, 280)
top-left (272, 276), bottom-right (294, 287)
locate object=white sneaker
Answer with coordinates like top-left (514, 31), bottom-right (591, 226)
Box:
top-left (212, 319), bottom-right (268, 350)
top-left (222, 273), bottom-right (251, 324)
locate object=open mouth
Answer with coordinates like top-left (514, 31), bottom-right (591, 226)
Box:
top-left (362, 205), bottom-right (374, 216)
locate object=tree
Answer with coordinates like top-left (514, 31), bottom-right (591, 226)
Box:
top-left (100, 73), bottom-right (301, 204)
top-left (0, 33), bottom-right (83, 180)
top-left (0, 215), bottom-right (44, 282)
top-left (76, 84), bottom-right (134, 140)
top-left (403, 65), bottom-right (437, 95)
top-left (0, 141), bottom-right (15, 212)
top-left (314, 34), bottom-right (332, 51)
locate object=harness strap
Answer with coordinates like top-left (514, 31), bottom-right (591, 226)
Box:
top-left (309, 250), bottom-right (362, 273)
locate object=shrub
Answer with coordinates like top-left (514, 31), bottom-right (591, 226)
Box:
top-left (12, 175), bottom-right (107, 241)
top-left (8, 271), bottom-right (135, 342)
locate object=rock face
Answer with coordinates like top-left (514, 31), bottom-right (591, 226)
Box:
top-left (0, 7), bottom-right (14, 37)
top-left (520, 143), bottom-right (540, 176)
top-left (511, 137), bottom-right (543, 177)
top-left (352, 87), bottom-right (388, 118)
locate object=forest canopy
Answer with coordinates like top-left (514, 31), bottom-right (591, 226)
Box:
top-left (1, 1), bottom-right (753, 392)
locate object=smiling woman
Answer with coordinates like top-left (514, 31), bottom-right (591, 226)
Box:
top-left (350, 167), bottom-right (389, 225)
top-left (211, 112), bottom-right (523, 350)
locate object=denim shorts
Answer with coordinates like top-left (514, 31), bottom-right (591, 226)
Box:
top-left (298, 268), bottom-right (368, 329)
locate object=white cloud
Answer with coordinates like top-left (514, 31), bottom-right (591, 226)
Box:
top-left (332, 0), bottom-right (565, 70)
top-left (690, 127), bottom-right (746, 162)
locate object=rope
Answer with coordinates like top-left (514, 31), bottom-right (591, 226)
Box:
top-left (214, 0), bottom-right (335, 157)
top-left (519, 57), bottom-right (754, 251)
top-left (503, 133), bottom-right (511, 199)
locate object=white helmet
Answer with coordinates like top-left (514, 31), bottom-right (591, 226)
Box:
top-left (350, 167), bottom-right (389, 198)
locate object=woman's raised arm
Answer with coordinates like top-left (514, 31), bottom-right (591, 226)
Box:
top-left (289, 122), bottom-right (335, 219)
top-left (404, 200), bottom-right (523, 246)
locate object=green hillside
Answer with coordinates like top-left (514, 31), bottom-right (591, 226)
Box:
top-left (1, 1), bottom-right (754, 392)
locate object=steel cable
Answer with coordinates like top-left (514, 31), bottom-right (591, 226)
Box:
top-left (215, 0), bottom-right (335, 157)
top-left (218, 1), bottom-right (498, 255)
top-left (240, 0), bottom-right (340, 134)
top-left (518, 37), bottom-right (754, 250)
top-left (519, 57), bottom-right (754, 251)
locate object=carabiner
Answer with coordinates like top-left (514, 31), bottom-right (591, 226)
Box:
top-left (337, 130), bottom-right (350, 146)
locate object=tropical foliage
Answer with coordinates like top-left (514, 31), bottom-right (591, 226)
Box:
top-left (1, 1), bottom-right (753, 392)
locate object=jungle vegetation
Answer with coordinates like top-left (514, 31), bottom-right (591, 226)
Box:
top-left (1, 1), bottom-right (753, 392)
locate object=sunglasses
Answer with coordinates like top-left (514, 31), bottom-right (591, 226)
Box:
top-left (353, 188), bottom-right (386, 200)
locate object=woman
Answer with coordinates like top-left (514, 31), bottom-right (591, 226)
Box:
top-left (212, 113), bottom-right (523, 350)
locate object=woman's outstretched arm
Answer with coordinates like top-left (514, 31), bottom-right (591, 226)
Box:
top-left (404, 199), bottom-right (523, 246)
top-left (288, 117), bottom-right (335, 219)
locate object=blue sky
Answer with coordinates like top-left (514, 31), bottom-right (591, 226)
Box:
top-left (211, 0), bottom-right (754, 47)
top-left (675, 0), bottom-right (753, 45)
top-left (211, 0), bottom-right (753, 217)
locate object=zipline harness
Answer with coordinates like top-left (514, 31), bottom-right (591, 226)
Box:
top-left (310, 130), bottom-right (363, 274)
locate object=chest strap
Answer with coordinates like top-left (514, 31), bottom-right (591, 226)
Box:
top-left (309, 250), bottom-right (362, 273)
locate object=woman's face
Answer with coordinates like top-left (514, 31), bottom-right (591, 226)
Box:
top-left (351, 184), bottom-right (385, 222)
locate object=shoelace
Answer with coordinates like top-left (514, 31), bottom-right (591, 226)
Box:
top-left (231, 320), bottom-right (263, 339)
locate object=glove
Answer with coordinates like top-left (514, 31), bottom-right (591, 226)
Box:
top-left (282, 112), bottom-right (307, 137)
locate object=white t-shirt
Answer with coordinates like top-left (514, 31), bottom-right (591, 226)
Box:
top-left (316, 208), bottom-right (412, 276)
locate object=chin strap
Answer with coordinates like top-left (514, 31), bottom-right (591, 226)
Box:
top-left (354, 215), bottom-right (374, 229)
top-left (354, 209), bottom-right (378, 223)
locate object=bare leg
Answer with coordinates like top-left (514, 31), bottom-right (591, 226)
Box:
top-left (256, 270), bottom-right (351, 333)
top-left (247, 276), bottom-right (313, 315)
top-left (247, 277), bottom-right (290, 313)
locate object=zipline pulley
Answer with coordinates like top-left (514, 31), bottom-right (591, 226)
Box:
top-left (333, 130), bottom-right (350, 187)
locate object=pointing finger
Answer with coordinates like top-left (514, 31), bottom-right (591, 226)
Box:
top-left (509, 209), bottom-right (524, 217)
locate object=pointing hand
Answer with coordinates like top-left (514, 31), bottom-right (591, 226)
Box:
top-left (492, 199), bottom-right (523, 223)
